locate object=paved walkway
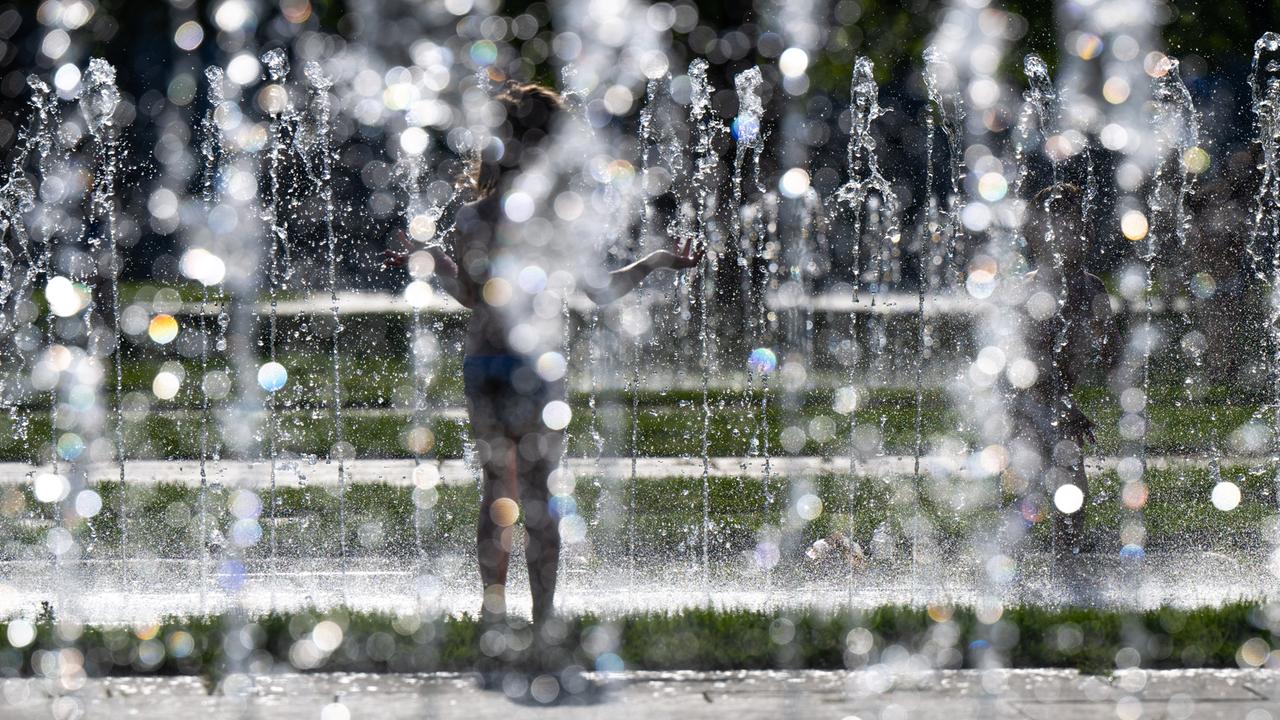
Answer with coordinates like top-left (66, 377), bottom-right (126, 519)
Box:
top-left (174, 290), bottom-right (981, 317)
top-left (2, 550), bottom-right (1270, 624)
top-left (2, 669), bottom-right (1278, 719)
top-left (0, 455), bottom-right (1255, 488)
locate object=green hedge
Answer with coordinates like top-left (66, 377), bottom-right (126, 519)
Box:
top-left (0, 602), bottom-right (1274, 679)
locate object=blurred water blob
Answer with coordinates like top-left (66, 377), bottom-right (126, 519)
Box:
top-left (1190, 271), bottom-right (1217, 299)
top-left (977, 172), bottom-right (1008, 201)
top-left (469, 40), bottom-right (498, 66)
top-left (536, 351), bottom-right (567, 381)
top-left (148, 314), bottom-right (179, 344)
top-left (403, 280), bottom-right (433, 309)
top-left (748, 347), bottom-right (777, 375)
top-left (152, 369), bottom-right (182, 400)
top-left (778, 167), bottom-right (810, 198)
top-left (174, 20), bottom-right (204, 52)
top-left (217, 559), bottom-right (246, 591)
top-left (795, 493), bottom-right (823, 521)
top-left (412, 463), bottom-right (440, 489)
top-left (5, 620), bottom-right (35, 648)
top-left (779, 47), bottom-right (809, 78)
top-left (965, 267), bottom-right (997, 299)
top-left (75, 489), bottom-right (102, 518)
top-left (559, 515), bottom-right (587, 543)
top-left (400, 127), bottom-right (429, 156)
top-left (407, 250), bottom-right (436, 277)
top-left (56, 433), bottom-right (84, 461)
top-left (179, 248), bottom-right (227, 286)
top-left (32, 472), bottom-right (69, 503)
top-left (1053, 483), bottom-right (1084, 514)
top-left (1120, 544), bottom-right (1146, 560)
top-left (1121, 210), bottom-right (1149, 241)
top-left (1211, 481), bottom-right (1241, 512)
top-left (541, 400), bottom-right (571, 430)
top-left (753, 539), bottom-right (781, 569)
top-left (833, 386), bottom-right (859, 414)
top-left (45, 276), bottom-right (87, 317)
top-left (257, 361), bottom-right (288, 392)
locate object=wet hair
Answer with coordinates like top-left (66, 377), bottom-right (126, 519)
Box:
top-left (465, 82), bottom-right (564, 198)
top-left (1026, 182), bottom-right (1089, 266)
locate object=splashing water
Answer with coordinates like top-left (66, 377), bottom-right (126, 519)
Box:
top-left (263, 48), bottom-right (290, 83)
top-left (732, 65), bottom-right (777, 583)
top-left (688, 58), bottom-right (726, 593)
top-left (84, 58), bottom-right (128, 588)
top-left (259, 49), bottom-right (297, 569)
top-left (8, 14), bottom-right (1280, 642)
top-left (825, 56), bottom-right (899, 600)
top-left (923, 46), bottom-right (968, 288)
top-left (303, 60), bottom-right (349, 594)
top-left (1149, 57), bottom-right (1201, 487)
top-left (1252, 32), bottom-right (1280, 514)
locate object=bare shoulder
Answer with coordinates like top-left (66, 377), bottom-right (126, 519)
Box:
top-left (458, 195), bottom-right (500, 222)
top-left (453, 196), bottom-right (499, 244)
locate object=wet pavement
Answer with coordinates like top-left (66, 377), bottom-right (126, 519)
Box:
top-left (3, 669), bottom-right (1279, 719)
top-left (0, 455), bottom-right (1257, 487)
top-left (0, 549), bottom-right (1271, 624)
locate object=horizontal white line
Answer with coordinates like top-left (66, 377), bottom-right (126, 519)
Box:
top-left (0, 455), bottom-right (1249, 488)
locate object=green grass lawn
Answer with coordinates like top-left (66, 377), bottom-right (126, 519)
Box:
top-left (0, 465), bottom-right (1269, 562)
top-left (0, 379), bottom-right (1266, 461)
top-left (0, 601), bottom-right (1273, 677)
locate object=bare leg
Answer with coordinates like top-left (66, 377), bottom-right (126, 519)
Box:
top-left (517, 428), bottom-right (564, 625)
top-left (477, 437), bottom-right (518, 623)
top-left (1049, 434), bottom-right (1088, 558)
top-left (1053, 459), bottom-right (1088, 556)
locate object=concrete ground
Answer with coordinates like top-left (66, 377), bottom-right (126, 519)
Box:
top-left (4, 669), bottom-right (1280, 719)
top-left (0, 454), bottom-right (1251, 488)
top-left (1, 548), bottom-right (1271, 623)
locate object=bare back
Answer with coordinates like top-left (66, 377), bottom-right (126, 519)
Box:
top-left (451, 195), bottom-right (517, 357)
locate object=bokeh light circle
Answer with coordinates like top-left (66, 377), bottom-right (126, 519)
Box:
top-left (46, 276), bottom-right (86, 317)
top-left (152, 370), bottom-right (182, 400)
top-left (33, 473), bottom-right (70, 503)
top-left (1211, 481), bottom-right (1241, 512)
top-left (1053, 483), bottom-right (1084, 514)
top-left (257, 361), bottom-right (288, 392)
top-left (148, 314), bottom-right (179, 344)
top-left (795, 493), bottom-right (823, 521)
top-left (748, 347), bottom-right (777, 375)
top-left (542, 400), bottom-right (572, 430)
top-left (1121, 210), bottom-right (1149, 241)
top-left (404, 280), bottom-right (433, 309)
top-left (778, 168), bottom-right (810, 198)
top-left (6, 619), bottom-right (35, 648)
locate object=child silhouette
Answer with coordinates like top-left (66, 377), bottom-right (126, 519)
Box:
top-left (394, 83), bottom-right (701, 629)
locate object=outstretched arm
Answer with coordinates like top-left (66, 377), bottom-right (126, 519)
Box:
top-left (586, 237), bottom-right (703, 305)
top-left (424, 246), bottom-right (477, 309)
top-left (383, 237), bottom-right (477, 309)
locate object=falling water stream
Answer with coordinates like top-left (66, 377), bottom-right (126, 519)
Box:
top-left (82, 59), bottom-right (125, 591)
top-left (1148, 58), bottom-right (1200, 493)
top-left (1246, 34), bottom-right (1280, 617)
top-left (6, 15), bottom-right (1280, 639)
top-left (261, 48), bottom-right (293, 569)
top-left (827, 56), bottom-right (897, 599)
top-left (303, 61), bottom-right (348, 593)
top-left (1251, 33), bottom-right (1280, 517)
top-left (688, 58), bottom-right (724, 592)
top-left (196, 65), bottom-right (225, 608)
